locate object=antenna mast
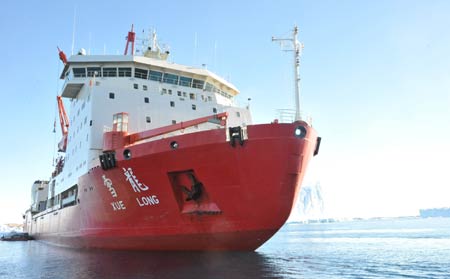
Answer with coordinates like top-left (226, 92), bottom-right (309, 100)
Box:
top-left (71, 6), bottom-right (77, 55)
top-left (272, 26), bottom-right (304, 121)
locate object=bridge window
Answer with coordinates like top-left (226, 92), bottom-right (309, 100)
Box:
top-left (135, 68), bottom-right (148, 79)
top-left (103, 67), bottom-right (117, 77)
top-left (205, 83), bottom-right (213, 92)
top-left (163, 73), bottom-right (179, 85)
top-left (73, 68), bottom-right (86, 78)
top-left (179, 76), bottom-right (192, 87)
top-left (149, 70), bottom-right (163, 81)
top-left (192, 79), bottom-right (204, 89)
top-left (118, 67), bottom-right (132, 77)
top-left (87, 67), bottom-right (101, 77)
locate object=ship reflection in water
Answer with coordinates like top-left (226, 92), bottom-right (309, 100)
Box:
top-left (1, 243), bottom-right (277, 279)
top-left (2, 218), bottom-right (450, 279)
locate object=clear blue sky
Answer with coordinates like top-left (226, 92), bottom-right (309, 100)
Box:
top-left (1, 0), bottom-right (449, 223)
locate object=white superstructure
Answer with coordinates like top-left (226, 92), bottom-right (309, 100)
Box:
top-left (46, 31), bottom-right (252, 210)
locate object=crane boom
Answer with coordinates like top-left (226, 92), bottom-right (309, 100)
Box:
top-left (124, 24), bottom-right (135, 55)
top-left (57, 96), bottom-right (69, 152)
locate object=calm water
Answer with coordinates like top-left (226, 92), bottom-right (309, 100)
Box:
top-left (1, 218), bottom-right (450, 279)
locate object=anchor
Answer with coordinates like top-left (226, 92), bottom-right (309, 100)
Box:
top-left (181, 173), bottom-right (203, 201)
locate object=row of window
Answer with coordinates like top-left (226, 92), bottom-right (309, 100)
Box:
top-left (108, 92), bottom-right (215, 112)
top-left (160, 88), bottom-right (213, 102)
top-left (205, 82), bottom-right (233, 99)
top-left (72, 67), bottom-right (205, 90)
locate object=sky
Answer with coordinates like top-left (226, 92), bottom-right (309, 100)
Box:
top-left (0, 0), bottom-right (449, 224)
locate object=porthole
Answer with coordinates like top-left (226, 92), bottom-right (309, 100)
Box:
top-left (170, 141), bottom-right (178, 149)
top-left (123, 149), bottom-right (132, 160)
top-left (294, 126), bottom-right (307, 138)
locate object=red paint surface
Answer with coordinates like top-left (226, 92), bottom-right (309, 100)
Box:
top-left (30, 122), bottom-right (318, 251)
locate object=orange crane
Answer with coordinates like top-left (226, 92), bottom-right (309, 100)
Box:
top-left (57, 96), bottom-right (69, 152)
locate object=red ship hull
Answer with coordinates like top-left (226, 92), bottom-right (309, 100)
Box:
top-left (29, 122), bottom-right (319, 251)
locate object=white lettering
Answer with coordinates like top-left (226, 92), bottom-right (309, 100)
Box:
top-left (136, 195), bottom-right (160, 207)
top-left (102, 175), bottom-right (118, 198)
top-left (111, 200), bottom-right (126, 211)
top-left (123, 167), bottom-right (149, 193)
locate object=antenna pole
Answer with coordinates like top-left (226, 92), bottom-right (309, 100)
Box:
top-left (272, 25), bottom-right (303, 121)
top-left (71, 6), bottom-right (77, 55)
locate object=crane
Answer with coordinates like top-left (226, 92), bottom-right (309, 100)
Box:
top-left (56, 96), bottom-right (69, 152)
top-left (124, 24), bottom-right (135, 55)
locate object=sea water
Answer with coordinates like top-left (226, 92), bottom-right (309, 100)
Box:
top-left (1, 218), bottom-right (449, 279)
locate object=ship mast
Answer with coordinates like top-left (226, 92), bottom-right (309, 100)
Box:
top-left (272, 26), bottom-right (304, 121)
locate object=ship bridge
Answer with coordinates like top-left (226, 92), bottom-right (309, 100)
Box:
top-left (60, 55), bottom-right (239, 100)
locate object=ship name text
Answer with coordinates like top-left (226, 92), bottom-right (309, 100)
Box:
top-left (136, 195), bottom-right (160, 207)
top-left (102, 175), bottom-right (118, 198)
top-left (123, 167), bottom-right (149, 192)
top-left (111, 200), bottom-right (126, 211)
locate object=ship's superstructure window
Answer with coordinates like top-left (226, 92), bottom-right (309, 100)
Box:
top-left (87, 67), bottom-right (101, 77)
top-left (73, 68), bottom-right (86, 77)
top-left (135, 68), bottom-right (148, 79)
top-left (103, 67), bottom-right (117, 77)
top-left (192, 104), bottom-right (196, 110)
top-left (213, 108), bottom-right (217, 113)
top-left (144, 97), bottom-right (149, 103)
top-left (149, 70), bottom-right (163, 81)
top-left (143, 85), bottom-right (148, 91)
top-left (162, 88), bottom-right (167, 94)
top-left (163, 73), bottom-right (178, 85)
top-left (172, 120), bottom-right (176, 124)
top-left (192, 79), bottom-right (204, 89)
top-left (118, 67), bottom-right (132, 77)
top-left (170, 101), bottom-right (175, 107)
top-left (168, 89), bottom-right (172, 95)
top-left (133, 83), bottom-right (138, 89)
top-left (179, 76), bottom-right (192, 87)
top-left (109, 92), bottom-right (115, 99)
top-left (146, 116), bottom-right (151, 123)
top-left (177, 91), bottom-right (182, 96)
top-left (189, 93), bottom-right (196, 100)
top-left (204, 82), bottom-right (233, 99)
top-left (205, 83), bottom-right (213, 92)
